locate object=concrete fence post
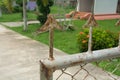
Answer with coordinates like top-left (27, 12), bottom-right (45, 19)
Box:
top-left (40, 61), bottom-right (53, 80)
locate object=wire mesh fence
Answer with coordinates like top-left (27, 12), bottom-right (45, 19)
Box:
top-left (53, 58), bottom-right (120, 80)
top-left (37, 0), bottom-right (120, 78)
top-left (40, 46), bottom-right (120, 80)
top-left (39, 14), bottom-right (120, 80)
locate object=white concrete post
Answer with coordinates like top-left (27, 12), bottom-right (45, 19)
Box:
top-left (76, 0), bottom-right (80, 11)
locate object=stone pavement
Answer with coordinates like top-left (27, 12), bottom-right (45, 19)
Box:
top-left (0, 24), bottom-right (120, 80)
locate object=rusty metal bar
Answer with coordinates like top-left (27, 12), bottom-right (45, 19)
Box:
top-left (41, 47), bottom-right (120, 70)
top-left (88, 26), bottom-right (92, 53)
top-left (49, 25), bottom-right (54, 60)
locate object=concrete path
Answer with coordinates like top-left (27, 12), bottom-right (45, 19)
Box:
top-left (0, 24), bottom-right (67, 80)
top-left (0, 21), bottom-right (39, 27)
top-left (0, 24), bottom-right (120, 80)
top-left (0, 19), bottom-right (72, 27)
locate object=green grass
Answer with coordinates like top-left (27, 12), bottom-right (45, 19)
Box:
top-left (97, 19), bottom-right (120, 32)
top-left (0, 12), bottom-right (37, 22)
top-left (0, 5), bottom-right (74, 22)
top-left (9, 20), bottom-right (86, 54)
top-left (93, 58), bottom-right (120, 76)
top-left (51, 5), bottom-right (74, 14)
top-left (8, 19), bottom-right (120, 76)
top-left (8, 19), bottom-right (120, 54)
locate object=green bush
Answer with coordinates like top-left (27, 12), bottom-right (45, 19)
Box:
top-left (37, 15), bottom-right (47, 24)
top-left (13, 6), bottom-right (22, 13)
top-left (37, 0), bottom-right (54, 24)
top-left (77, 28), bottom-right (119, 52)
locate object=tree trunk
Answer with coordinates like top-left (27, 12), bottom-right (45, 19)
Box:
top-left (23, 0), bottom-right (27, 31)
top-left (0, 7), bottom-right (2, 17)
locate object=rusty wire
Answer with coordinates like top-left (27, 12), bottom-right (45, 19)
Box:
top-left (40, 3), bottom-right (120, 79)
top-left (50, 17), bottom-right (120, 80)
top-left (51, 17), bottom-right (120, 80)
top-left (53, 58), bottom-right (120, 80)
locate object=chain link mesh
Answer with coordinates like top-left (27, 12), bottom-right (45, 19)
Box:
top-left (39, 2), bottom-right (120, 80)
top-left (53, 58), bottom-right (120, 80)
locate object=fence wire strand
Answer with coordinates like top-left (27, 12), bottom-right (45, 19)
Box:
top-left (40, 6), bottom-right (120, 79)
top-left (51, 19), bottom-right (120, 80)
top-left (53, 57), bottom-right (120, 80)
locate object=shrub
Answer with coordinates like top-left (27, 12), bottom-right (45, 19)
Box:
top-left (13, 6), bottom-right (21, 13)
top-left (77, 28), bottom-right (119, 52)
top-left (37, 15), bottom-right (47, 24)
top-left (37, 0), bottom-right (54, 24)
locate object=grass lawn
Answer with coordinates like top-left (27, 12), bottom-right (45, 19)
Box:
top-left (9, 20), bottom-right (86, 54)
top-left (50, 5), bottom-right (75, 14)
top-left (0, 12), bottom-right (37, 22)
top-left (0, 5), bottom-right (74, 22)
top-left (9, 19), bottom-right (120, 54)
top-left (9, 19), bottom-right (120, 76)
top-left (95, 58), bottom-right (120, 76)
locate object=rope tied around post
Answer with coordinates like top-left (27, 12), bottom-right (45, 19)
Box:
top-left (115, 19), bottom-right (120, 26)
top-left (83, 14), bottom-right (95, 53)
top-left (34, 14), bottom-right (63, 35)
top-left (49, 24), bottom-right (54, 60)
top-left (34, 14), bottom-right (64, 60)
top-left (82, 14), bottom-right (98, 28)
top-left (88, 26), bottom-right (93, 53)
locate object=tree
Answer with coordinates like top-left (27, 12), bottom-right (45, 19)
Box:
top-left (0, 0), bottom-right (3, 17)
top-left (23, 0), bottom-right (27, 31)
top-left (0, 0), bottom-right (14, 14)
top-left (0, 7), bottom-right (2, 17)
top-left (16, 0), bottom-right (23, 16)
top-left (37, 0), bottom-right (54, 24)
top-left (3, 0), bottom-right (13, 13)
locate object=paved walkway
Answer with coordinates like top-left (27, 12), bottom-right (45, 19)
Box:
top-left (0, 19), bottom-right (71, 27)
top-left (0, 21), bottom-right (39, 27)
top-left (0, 24), bottom-right (66, 80)
top-left (0, 24), bottom-right (120, 80)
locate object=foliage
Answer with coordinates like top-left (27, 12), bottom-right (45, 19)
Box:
top-left (15, 0), bottom-right (23, 15)
top-left (77, 28), bottom-right (119, 52)
top-left (37, 0), bottom-right (54, 24)
top-left (16, 0), bottom-right (23, 6)
top-left (13, 0), bottom-right (23, 13)
top-left (0, 0), bottom-right (17, 13)
top-left (0, 0), bottom-right (4, 6)
top-left (13, 6), bottom-right (22, 13)
top-left (2, 0), bottom-right (13, 13)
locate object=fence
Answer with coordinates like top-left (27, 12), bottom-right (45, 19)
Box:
top-left (39, 16), bottom-right (120, 80)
